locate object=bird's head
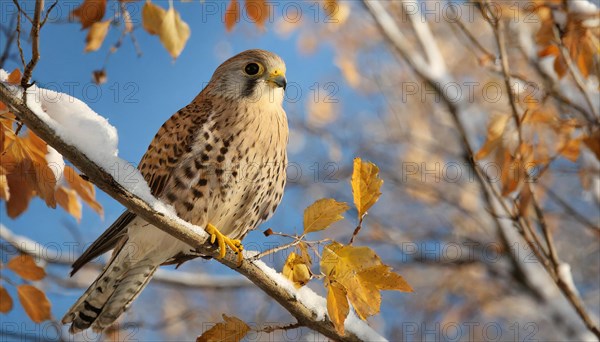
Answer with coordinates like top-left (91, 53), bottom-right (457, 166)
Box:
top-left (207, 49), bottom-right (287, 105)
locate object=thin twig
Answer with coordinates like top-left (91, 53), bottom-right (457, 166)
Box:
top-left (20, 0), bottom-right (43, 90)
top-left (11, 0), bottom-right (33, 23)
top-left (41, 0), bottom-right (59, 27)
top-left (491, 16), bottom-right (523, 147)
top-left (255, 321), bottom-right (302, 334)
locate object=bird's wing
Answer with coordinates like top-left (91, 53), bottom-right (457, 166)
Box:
top-left (70, 100), bottom-right (210, 275)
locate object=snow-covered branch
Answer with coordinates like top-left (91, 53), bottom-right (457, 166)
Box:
top-left (0, 82), bottom-right (383, 342)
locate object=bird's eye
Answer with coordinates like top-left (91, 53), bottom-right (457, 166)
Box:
top-left (244, 63), bottom-right (260, 76)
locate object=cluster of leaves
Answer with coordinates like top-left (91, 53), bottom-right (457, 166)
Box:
top-left (534, 0), bottom-right (599, 78)
top-left (0, 69), bottom-right (103, 219)
top-left (0, 254), bottom-right (51, 323)
top-left (196, 159), bottom-right (412, 340)
top-left (474, 1), bottom-right (600, 210)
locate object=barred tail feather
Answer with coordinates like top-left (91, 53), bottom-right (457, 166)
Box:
top-left (61, 244), bottom-right (158, 333)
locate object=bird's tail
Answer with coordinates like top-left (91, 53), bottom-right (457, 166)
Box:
top-left (62, 243), bottom-right (158, 333)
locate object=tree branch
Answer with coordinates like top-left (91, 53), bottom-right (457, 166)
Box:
top-left (0, 224), bottom-right (252, 289)
top-left (0, 83), bottom-right (375, 342)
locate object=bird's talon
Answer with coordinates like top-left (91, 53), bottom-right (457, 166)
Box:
top-left (205, 223), bottom-right (244, 264)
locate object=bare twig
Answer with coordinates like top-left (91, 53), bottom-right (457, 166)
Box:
top-left (255, 321), bottom-right (302, 334)
top-left (20, 0), bottom-right (43, 89)
top-left (11, 0), bottom-right (33, 23)
top-left (41, 0), bottom-right (59, 27)
top-left (490, 15), bottom-right (523, 146)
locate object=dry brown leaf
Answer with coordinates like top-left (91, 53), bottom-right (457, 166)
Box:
top-left (0, 166), bottom-right (9, 201)
top-left (85, 20), bottom-right (111, 52)
top-left (0, 286), bottom-right (12, 313)
top-left (196, 314), bottom-right (249, 342)
top-left (64, 166), bottom-right (103, 216)
top-left (7, 68), bottom-right (22, 84)
top-left (142, 1), bottom-right (166, 35)
top-left (224, 0), bottom-right (240, 32)
top-left (92, 69), bottom-right (107, 85)
top-left (5, 169), bottom-right (35, 218)
top-left (475, 113), bottom-right (510, 160)
top-left (351, 158), bottom-right (383, 219)
top-left (158, 6), bottom-right (191, 59)
top-left (72, 0), bottom-right (107, 29)
top-left (56, 187), bottom-right (83, 221)
top-left (17, 285), bottom-right (51, 323)
top-left (303, 198), bottom-right (349, 234)
top-left (245, 0), bottom-right (268, 28)
top-left (7, 254), bottom-right (46, 281)
top-left (282, 252), bottom-right (311, 288)
top-left (24, 133), bottom-right (57, 207)
top-left (583, 130), bottom-right (600, 160)
top-left (326, 280), bottom-right (348, 335)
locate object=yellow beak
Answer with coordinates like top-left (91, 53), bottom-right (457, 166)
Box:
top-left (268, 69), bottom-right (287, 90)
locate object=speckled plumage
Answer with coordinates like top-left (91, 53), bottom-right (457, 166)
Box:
top-left (62, 49), bottom-right (288, 333)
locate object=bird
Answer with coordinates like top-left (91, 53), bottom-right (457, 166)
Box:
top-left (62, 49), bottom-right (289, 333)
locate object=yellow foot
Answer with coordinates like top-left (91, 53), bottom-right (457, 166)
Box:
top-left (205, 223), bottom-right (244, 265)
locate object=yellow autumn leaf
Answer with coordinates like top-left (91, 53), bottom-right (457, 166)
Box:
top-left (158, 6), bottom-right (191, 59)
top-left (142, 1), bottom-right (166, 35)
top-left (326, 280), bottom-right (348, 335)
top-left (17, 285), bottom-right (51, 323)
top-left (196, 314), bottom-right (250, 342)
top-left (298, 241), bottom-right (312, 266)
top-left (282, 252), bottom-right (311, 288)
top-left (351, 158), bottom-right (383, 219)
top-left (357, 265), bottom-right (413, 292)
top-left (56, 187), bottom-right (83, 221)
top-left (84, 20), bottom-right (111, 52)
top-left (303, 198), bottom-right (350, 234)
top-left (321, 242), bottom-right (412, 320)
top-left (0, 286), bottom-right (12, 313)
top-left (224, 0), bottom-right (240, 32)
top-left (7, 254), bottom-right (46, 281)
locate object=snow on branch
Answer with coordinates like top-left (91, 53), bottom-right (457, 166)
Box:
top-left (0, 80), bottom-right (383, 342)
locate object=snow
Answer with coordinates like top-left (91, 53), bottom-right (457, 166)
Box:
top-left (252, 259), bottom-right (388, 341)
top-left (0, 71), bottom-right (207, 239)
top-left (45, 146), bottom-right (65, 183)
top-left (569, 0), bottom-right (599, 14)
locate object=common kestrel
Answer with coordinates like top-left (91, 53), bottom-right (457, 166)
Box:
top-left (62, 49), bottom-right (288, 333)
